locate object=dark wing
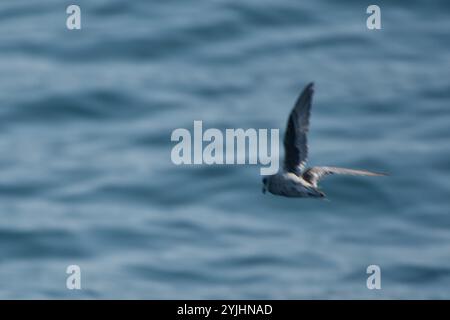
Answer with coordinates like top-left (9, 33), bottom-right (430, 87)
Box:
top-left (302, 166), bottom-right (387, 187)
top-left (283, 82), bottom-right (314, 176)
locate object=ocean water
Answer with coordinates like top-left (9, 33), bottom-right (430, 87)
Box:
top-left (0, 0), bottom-right (449, 299)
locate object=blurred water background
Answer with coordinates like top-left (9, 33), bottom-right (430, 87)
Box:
top-left (0, 0), bottom-right (449, 299)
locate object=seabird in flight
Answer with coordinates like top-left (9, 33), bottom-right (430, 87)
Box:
top-left (262, 82), bottom-right (386, 198)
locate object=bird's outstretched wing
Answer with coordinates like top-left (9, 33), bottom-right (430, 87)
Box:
top-left (283, 82), bottom-right (314, 176)
top-left (302, 166), bottom-right (387, 187)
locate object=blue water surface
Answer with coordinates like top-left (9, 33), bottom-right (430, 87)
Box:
top-left (0, 0), bottom-right (449, 299)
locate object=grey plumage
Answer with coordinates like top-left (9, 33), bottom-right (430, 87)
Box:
top-left (283, 82), bottom-right (313, 176)
top-left (302, 166), bottom-right (385, 188)
top-left (262, 82), bottom-right (386, 198)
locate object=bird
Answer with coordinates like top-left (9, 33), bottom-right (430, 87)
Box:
top-left (262, 82), bottom-right (386, 198)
